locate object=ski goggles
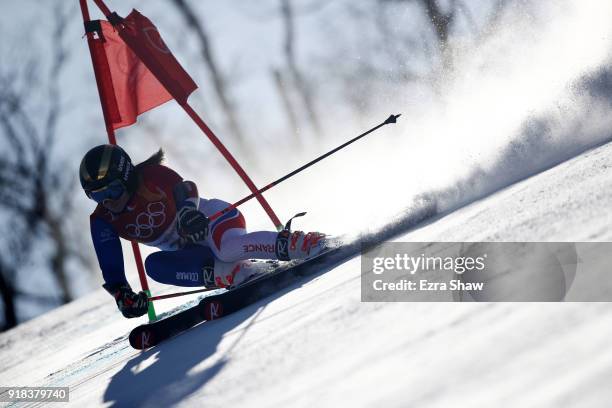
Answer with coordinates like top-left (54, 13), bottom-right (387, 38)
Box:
top-left (86, 179), bottom-right (126, 203)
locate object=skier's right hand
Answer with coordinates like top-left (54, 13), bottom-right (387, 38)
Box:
top-left (177, 206), bottom-right (209, 244)
top-left (103, 283), bottom-right (148, 318)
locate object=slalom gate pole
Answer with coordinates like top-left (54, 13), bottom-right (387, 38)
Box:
top-left (208, 114), bottom-right (401, 222)
top-left (148, 114), bottom-right (400, 303)
top-left (79, 0), bottom-right (157, 321)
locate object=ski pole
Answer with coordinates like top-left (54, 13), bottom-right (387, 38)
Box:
top-left (148, 286), bottom-right (220, 302)
top-left (208, 113), bottom-right (401, 221)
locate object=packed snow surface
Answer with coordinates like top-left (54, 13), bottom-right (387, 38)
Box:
top-left (2, 140), bottom-right (612, 407)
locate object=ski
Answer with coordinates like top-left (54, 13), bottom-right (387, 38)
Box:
top-left (129, 246), bottom-right (343, 349)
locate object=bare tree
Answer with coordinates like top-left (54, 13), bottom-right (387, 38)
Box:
top-left (421, 0), bottom-right (454, 46)
top-left (0, 260), bottom-right (18, 330)
top-left (171, 0), bottom-right (248, 152)
top-left (272, 68), bottom-right (302, 145)
top-left (278, 0), bottom-right (324, 139)
top-left (379, 0), bottom-right (511, 71)
top-left (0, 3), bottom-right (90, 330)
top-left (378, 0), bottom-right (457, 71)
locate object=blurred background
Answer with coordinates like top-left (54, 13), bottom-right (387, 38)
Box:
top-left (1, 0), bottom-right (611, 330)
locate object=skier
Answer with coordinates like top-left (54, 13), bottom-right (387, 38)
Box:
top-left (80, 144), bottom-right (326, 318)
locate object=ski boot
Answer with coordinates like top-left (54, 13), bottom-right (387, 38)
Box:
top-left (204, 259), bottom-right (278, 289)
top-left (274, 212), bottom-right (327, 261)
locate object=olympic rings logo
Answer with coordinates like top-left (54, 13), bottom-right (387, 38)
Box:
top-left (126, 202), bottom-right (167, 239)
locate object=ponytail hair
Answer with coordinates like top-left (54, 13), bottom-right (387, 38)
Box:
top-left (135, 148), bottom-right (165, 170)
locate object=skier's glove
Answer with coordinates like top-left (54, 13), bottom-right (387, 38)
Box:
top-left (177, 206), bottom-right (209, 244)
top-left (103, 283), bottom-right (148, 318)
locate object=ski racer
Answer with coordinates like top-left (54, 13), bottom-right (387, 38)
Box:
top-left (80, 144), bottom-right (326, 318)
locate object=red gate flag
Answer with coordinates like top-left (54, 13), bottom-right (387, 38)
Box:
top-left (88, 10), bottom-right (198, 130)
top-left (89, 20), bottom-right (172, 130)
top-left (115, 10), bottom-right (198, 105)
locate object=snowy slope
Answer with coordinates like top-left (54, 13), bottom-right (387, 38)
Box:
top-left (2, 139), bottom-right (612, 407)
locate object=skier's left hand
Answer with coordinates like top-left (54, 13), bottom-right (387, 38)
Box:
top-left (177, 206), bottom-right (209, 244)
top-left (103, 283), bottom-right (149, 319)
